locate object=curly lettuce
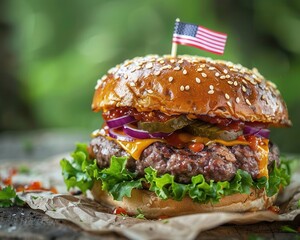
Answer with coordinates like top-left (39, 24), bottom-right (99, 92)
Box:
top-left (60, 143), bottom-right (291, 203)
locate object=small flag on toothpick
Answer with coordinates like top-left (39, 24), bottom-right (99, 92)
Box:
top-left (171, 18), bottom-right (227, 56)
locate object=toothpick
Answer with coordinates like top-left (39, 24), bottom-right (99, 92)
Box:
top-left (171, 18), bottom-right (180, 57)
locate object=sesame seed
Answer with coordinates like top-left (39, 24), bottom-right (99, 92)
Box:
top-left (245, 75), bottom-right (252, 81)
top-left (129, 82), bottom-right (135, 87)
top-left (124, 74), bottom-right (128, 79)
top-left (220, 75), bottom-right (226, 79)
top-left (178, 59), bottom-right (184, 64)
top-left (208, 90), bottom-right (214, 94)
top-left (160, 66), bottom-right (169, 70)
top-left (168, 76), bottom-right (174, 82)
top-left (200, 64), bottom-right (206, 68)
top-left (180, 85), bottom-right (185, 91)
top-left (242, 85), bottom-right (247, 92)
top-left (227, 81), bottom-right (233, 85)
top-left (166, 65), bottom-right (172, 69)
top-left (242, 79), bottom-right (248, 85)
top-left (183, 69), bottom-right (187, 75)
top-left (101, 75), bottom-right (107, 80)
top-left (174, 66), bottom-right (181, 71)
top-left (226, 74), bottom-right (230, 79)
top-left (159, 60), bottom-right (165, 64)
top-left (197, 68), bottom-right (203, 72)
top-left (230, 68), bottom-right (239, 72)
top-left (124, 61), bottom-right (132, 67)
top-left (146, 63), bottom-right (153, 69)
top-left (225, 93), bottom-right (230, 99)
top-left (246, 99), bottom-right (252, 106)
top-left (170, 59), bottom-right (175, 63)
top-left (236, 64), bottom-right (242, 69)
top-left (236, 97), bottom-right (240, 103)
top-left (136, 66), bottom-right (142, 70)
top-left (201, 72), bottom-right (207, 78)
top-left (195, 77), bottom-right (201, 83)
top-left (99, 129), bottom-right (106, 135)
top-left (250, 80), bottom-right (257, 85)
top-left (154, 71), bottom-right (161, 76)
top-left (209, 67), bottom-right (215, 70)
top-left (227, 101), bottom-right (232, 107)
top-left (108, 68), bottom-right (115, 74)
top-left (226, 62), bottom-right (234, 67)
top-left (147, 89), bottom-right (153, 94)
top-left (234, 81), bottom-right (238, 86)
top-left (209, 85), bottom-right (214, 90)
top-left (185, 85), bottom-right (190, 90)
top-left (95, 80), bottom-right (102, 90)
top-left (223, 69), bottom-right (228, 74)
top-left (215, 72), bottom-right (220, 77)
top-left (131, 68), bottom-right (136, 73)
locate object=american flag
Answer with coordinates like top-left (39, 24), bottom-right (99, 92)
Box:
top-left (172, 21), bottom-right (227, 55)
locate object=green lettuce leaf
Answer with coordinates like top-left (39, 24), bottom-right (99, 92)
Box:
top-left (97, 156), bottom-right (143, 200)
top-left (60, 144), bottom-right (94, 192)
top-left (61, 143), bottom-right (292, 204)
top-left (0, 186), bottom-right (25, 207)
top-left (61, 145), bottom-right (142, 201)
top-left (267, 161), bottom-right (290, 197)
top-left (145, 167), bottom-right (188, 200)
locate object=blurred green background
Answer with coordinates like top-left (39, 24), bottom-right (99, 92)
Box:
top-left (0, 0), bottom-right (299, 155)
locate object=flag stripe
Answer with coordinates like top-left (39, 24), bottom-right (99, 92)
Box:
top-left (198, 25), bottom-right (227, 39)
top-left (173, 38), bottom-right (224, 54)
top-left (173, 37), bottom-right (224, 54)
top-left (173, 35), bottom-right (225, 51)
top-left (173, 39), bottom-right (224, 55)
top-left (196, 29), bottom-right (227, 43)
top-left (195, 33), bottom-right (226, 47)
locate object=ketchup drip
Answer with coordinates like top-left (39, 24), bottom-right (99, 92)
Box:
top-left (102, 107), bottom-right (173, 122)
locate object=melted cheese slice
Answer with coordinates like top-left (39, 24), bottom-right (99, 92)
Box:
top-left (116, 139), bottom-right (161, 160)
top-left (255, 139), bottom-right (269, 178)
top-left (111, 132), bottom-right (248, 160)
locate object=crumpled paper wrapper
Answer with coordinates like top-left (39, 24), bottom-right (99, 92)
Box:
top-left (3, 154), bottom-right (300, 240)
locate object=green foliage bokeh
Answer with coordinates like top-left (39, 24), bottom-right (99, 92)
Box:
top-left (4, 0), bottom-right (300, 153)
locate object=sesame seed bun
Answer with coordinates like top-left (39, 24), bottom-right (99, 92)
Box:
top-left (92, 55), bottom-right (291, 127)
top-left (91, 181), bottom-right (277, 218)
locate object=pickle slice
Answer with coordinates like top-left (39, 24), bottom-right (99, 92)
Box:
top-left (185, 121), bottom-right (242, 141)
top-left (138, 115), bottom-right (194, 133)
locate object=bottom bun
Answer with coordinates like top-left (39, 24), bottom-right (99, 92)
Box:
top-left (91, 181), bottom-right (277, 218)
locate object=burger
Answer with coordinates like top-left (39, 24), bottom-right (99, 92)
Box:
top-left (61, 55), bottom-right (291, 218)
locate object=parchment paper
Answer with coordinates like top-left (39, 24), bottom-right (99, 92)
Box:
top-left (2, 154), bottom-right (300, 240)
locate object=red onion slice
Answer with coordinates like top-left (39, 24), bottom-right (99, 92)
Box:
top-left (255, 128), bottom-right (270, 139)
top-left (108, 128), bottom-right (134, 142)
top-left (106, 115), bottom-right (136, 129)
top-left (243, 125), bottom-right (270, 139)
top-left (123, 124), bottom-right (172, 139)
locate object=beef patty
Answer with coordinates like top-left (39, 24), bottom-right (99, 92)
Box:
top-left (90, 136), bottom-right (280, 183)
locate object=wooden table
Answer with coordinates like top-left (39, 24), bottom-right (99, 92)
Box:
top-left (0, 131), bottom-right (299, 239)
top-left (0, 206), bottom-right (299, 239)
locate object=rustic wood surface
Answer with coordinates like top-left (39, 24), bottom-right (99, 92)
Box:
top-left (0, 132), bottom-right (299, 239)
top-left (0, 206), bottom-right (299, 240)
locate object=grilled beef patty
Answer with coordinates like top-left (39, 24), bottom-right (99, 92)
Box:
top-left (90, 136), bottom-right (280, 183)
